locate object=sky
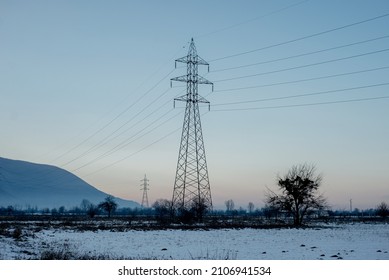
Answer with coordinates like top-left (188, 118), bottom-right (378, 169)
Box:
top-left (1, 0), bottom-right (388, 210)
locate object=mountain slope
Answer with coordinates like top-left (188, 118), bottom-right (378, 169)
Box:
top-left (0, 157), bottom-right (139, 209)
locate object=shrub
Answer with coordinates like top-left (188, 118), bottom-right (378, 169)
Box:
top-left (376, 202), bottom-right (389, 218)
top-left (12, 227), bottom-right (22, 239)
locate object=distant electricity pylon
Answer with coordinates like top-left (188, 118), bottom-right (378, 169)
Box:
top-left (170, 38), bottom-right (213, 213)
top-left (140, 174), bottom-right (149, 208)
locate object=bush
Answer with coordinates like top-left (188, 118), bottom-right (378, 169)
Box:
top-left (41, 248), bottom-right (73, 260)
top-left (376, 202), bottom-right (389, 218)
top-left (12, 227), bottom-right (22, 239)
top-left (265, 163), bottom-right (327, 226)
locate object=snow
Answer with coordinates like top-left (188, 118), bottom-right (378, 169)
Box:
top-left (1, 223), bottom-right (388, 260)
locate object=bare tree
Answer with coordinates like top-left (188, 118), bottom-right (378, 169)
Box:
top-left (80, 199), bottom-right (99, 218)
top-left (376, 202), bottom-right (389, 218)
top-left (248, 202), bottom-right (255, 214)
top-left (265, 163), bottom-right (327, 226)
top-left (87, 204), bottom-right (99, 218)
top-left (190, 197), bottom-right (209, 222)
top-left (58, 206), bottom-right (66, 215)
top-left (225, 199), bottom-right (235, 213)
top-left (98, 196), bottom-right (118, 218)
top-left (80, 199), bottom-right (92, 212)
top-left (152, 199), bottom-right (172, 223)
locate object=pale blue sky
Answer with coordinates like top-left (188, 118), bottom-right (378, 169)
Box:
top-left (1, 0), bottom-right (388, 209)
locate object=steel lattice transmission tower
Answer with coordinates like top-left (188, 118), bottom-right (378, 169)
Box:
top-left (140, 174), bottom-right (149, 208)
top-left (170, 38), bottom-right (213, 214)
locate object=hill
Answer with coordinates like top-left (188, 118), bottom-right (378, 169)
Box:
top-left (0, 157), bottom-right (139, 209)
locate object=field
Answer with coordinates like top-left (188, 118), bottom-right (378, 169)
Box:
top-left (1, 217), bottom-right (388, 260)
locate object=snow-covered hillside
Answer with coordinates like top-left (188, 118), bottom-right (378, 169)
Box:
top-left (0, 157), bottom-right (139, 209)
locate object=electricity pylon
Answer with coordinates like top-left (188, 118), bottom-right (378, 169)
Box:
top-left (140, 174), bottom-right (149, 208)
top-left (170, 38), bottom-right (213, 214)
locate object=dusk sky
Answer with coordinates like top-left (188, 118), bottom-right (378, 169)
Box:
top-left (1, 0), bottom-right (388, 210)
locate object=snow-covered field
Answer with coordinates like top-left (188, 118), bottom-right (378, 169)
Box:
top-left (1, 223), bottom-right (388, 260)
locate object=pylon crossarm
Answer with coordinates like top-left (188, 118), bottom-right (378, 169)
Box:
top-left (171, 75), bottom-right (188, 84)
top-left (175, 56), bottom-right (189, 65)
top-left (197, 75), bottom-right (212, 85)
top-left (175, 55), bottom-right (209, 66)
top-left (196, 96), bottom-right (210, 104)
top-left (196, 55), bottom-right (209, 66)
top-left (174, 94), bottom-right (189, 102)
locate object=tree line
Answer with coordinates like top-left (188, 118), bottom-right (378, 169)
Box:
top-left (1, 163), bottom-right (388, 226)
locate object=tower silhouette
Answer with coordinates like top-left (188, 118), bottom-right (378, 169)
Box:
top-left (140, 174), bottom-right (149, 208)
top-left (170, 38), bottom-right (213, 214)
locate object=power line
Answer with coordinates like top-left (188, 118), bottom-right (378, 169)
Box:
top-left (195, 0), bottom-right (310, 38)
top-left (25, 66), bottom-right (389, 183)
top-left (96, 110), bottom-right (180, 158)
top-left (70, 109), bottom-right (183, 173)
top-left (210, 12), bottom-right (389, 62)
top-left (25, 107), bottom-right (184, 188)
top-left (44, 44), bottom-right (188, 165)
top-left (34, 12), bottom-right (389, 170)
top-left (84, 92), bottom-right (180, 155)
top-left (64, 105), bottom-right (171, 171)
top-left (60, 88), bottom-right (186, 170)
top-left (52, 68), bottom-right (176, 166)
top-left (212, 48), bottom-right (389, 83)
top-left (89, 88), bottom-right (186, 153)
top-left (64, 87), bottom-right (189, 172)
top-left (212, 82), bottom-right (389, 106)
top-left (83, 110), bottom-right (210, 178)
top-left (211, 35), bottom-right (389, 73)
top-left (59, 87), bottom-right (175, 168)
top-left (212, 96), bottom-right (389, 112)
top-left (18, 47), bottom-right (188, 185)
top-left (213, 66), bottom-right (389, 93)
top-left (20, 79), bottom-right (185, 186)
top-left (84, 126), bottom-right (182, 177)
